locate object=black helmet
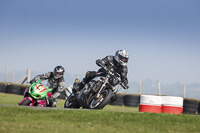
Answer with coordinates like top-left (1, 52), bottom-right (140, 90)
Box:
top-left (54, 66), bottom-right (65, 79)
top-left (114, 50), bottom-right (129, 66)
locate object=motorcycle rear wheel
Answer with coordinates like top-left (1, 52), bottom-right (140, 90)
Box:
top-left (89, 89), bottom-right (113, 109)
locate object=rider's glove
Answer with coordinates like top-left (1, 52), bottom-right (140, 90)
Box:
top-left (125, 84), bottom-right (129, 89)
top-left (121, 83), bottom-right (129, 89)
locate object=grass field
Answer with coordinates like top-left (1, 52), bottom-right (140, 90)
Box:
top-left (0, 93), bottom-right (200, 133)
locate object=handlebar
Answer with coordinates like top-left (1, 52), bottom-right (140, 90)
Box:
top-left (98, 63), bottom-right (114, 75)
top-left (98, 63), bottom-right (108, 71)
top-left (98, 63), bottom-right (128, 90)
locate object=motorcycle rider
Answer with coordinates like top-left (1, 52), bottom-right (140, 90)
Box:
top-left (30, 66), bottom-right (65, 107)
top-left (73, 50), bottom-right (129, 100)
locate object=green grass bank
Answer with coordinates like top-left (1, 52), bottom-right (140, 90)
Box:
top-left (0, 93), bottom-right (200, 133)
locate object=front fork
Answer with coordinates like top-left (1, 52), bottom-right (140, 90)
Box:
top-left (96, 77), bottom-right (120, 99)
top-left (96, 77), bottom-right (109, 98)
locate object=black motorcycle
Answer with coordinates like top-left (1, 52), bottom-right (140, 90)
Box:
top-left (64, 65), bottom-right (127, 109)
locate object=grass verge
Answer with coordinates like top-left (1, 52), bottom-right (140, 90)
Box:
top-left (0, 93), bottom-right (200, 133)
top-left (0, 106), bottom-right (200, 133)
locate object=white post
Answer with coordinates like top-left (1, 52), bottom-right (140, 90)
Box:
top-left (5, 66), bottom-right (7, 82)
top-left (27, 69), bottom-right (31, 85)
top-left (158, 80), bottom-right (161, 96)
top-left (183, 84), bottom-right (186, 98)
top-left (12, 70), bottom-right (15, 83)
top-left (139, 79), bottom-right (141, 95)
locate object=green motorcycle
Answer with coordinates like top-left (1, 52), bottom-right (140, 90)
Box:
top-left (19, 79), bottom-right (53, 107)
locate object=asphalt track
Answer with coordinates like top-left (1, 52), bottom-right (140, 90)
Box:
top-left (1, 105), bottom-right (199, 116)
top-left (0, 104), bottom-right (89, 111)
top-left (0, 104), bottom-right (142, 113)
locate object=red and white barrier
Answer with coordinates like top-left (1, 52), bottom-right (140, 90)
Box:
top-left (139, 95), bottom-right (183, 114)
top-left (139, 95), bottom-right (162, 113)
top-left (162, 96), bottom-right (183, 114)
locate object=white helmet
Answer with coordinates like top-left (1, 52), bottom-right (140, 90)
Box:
top-left (114, 50), bottom-right (129, 66)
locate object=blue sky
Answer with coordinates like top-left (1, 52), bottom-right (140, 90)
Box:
top-left (0, 0), bottom-right (200, 86)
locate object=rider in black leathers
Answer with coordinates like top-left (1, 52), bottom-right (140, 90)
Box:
top-left (73, 50), bottom-right (129, 97)
top-left (30, 66), bottom-right (65, 107)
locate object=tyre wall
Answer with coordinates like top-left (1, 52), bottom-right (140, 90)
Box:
top-left (0, 83), bottom-right (7, 93)
top-left (124, 94), bottom-right (140, 107)
top-left (109, 94), bottom-right (125, 106)
top-left (0, 83), bottom-right (29, 95)
top-left (6, 85), bottom-right (22, 95)
top-left (183, 99), bottom-right (199, 115)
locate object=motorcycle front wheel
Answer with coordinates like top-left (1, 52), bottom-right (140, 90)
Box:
top-left (64, 93), bottom-right (80, 108)
top-left (19, 97), bottom-right (32, 106)
top-left (89, 89), bottom-right (113, 109)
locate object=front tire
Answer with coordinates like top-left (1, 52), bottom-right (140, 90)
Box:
top-left (89, 89), bottom-right (113, 109)
top-left (19, 97), bottom-right (32, 106)
top-left (64, 93), bottom-right (80, 108)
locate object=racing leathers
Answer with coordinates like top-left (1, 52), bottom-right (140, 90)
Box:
top-left (96, 55), bottom-right (128, 87)
top-left (30, 72), bottom-right (65, 107)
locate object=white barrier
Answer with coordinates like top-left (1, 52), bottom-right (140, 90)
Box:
top-left (162, 96), bottom-right (183, 114)
top-left (139, 95), bottom-right (162, 113)
top-left (139, 95), bottom-right (184, 114)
